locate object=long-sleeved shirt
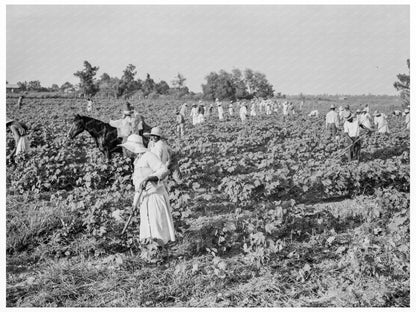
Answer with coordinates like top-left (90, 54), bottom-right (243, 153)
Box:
top-left (132, 151), bottom-right (169, 192)
top-left (109, 117), bottom-right (132, 137)
top-left (374, 114), bottom-right (390, 133)
top-left (149, 140), bottom-right (171, 166)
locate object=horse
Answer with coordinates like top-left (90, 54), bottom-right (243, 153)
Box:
top-left (67, 114), bottom-right (123, 161)
top-left (67, 114), bottom-right (154, 161)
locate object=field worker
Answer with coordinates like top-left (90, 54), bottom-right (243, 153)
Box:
top-left (309, 110), bottom-right (319, 117)
top-left (176, 110), bottom-right (185, 138)
top-left (190, 103), bottom-right (199, 126)
top-left (197, 103), bottom-right (205, 124)
top-left (325, 104), bottom-right (340, 137)
top-left (289, 102), bottom-right (296, 115)
top-left (144, 127), bottom-right (171, 167)
top-left (229, 101), bottom-right (234, 117)
top-left (364, 104), bottom-right (370, 114)
top-left (266, 100), bottom-right (272, 115)
top-left (240, 102), bottom-right (248, 123)
top-left (343, 111), bottom-right (373, 162)
top-left (86, 98), bottom-right (93, 112)
top-left (208, 103), bottom-right (214, 116)
top-left (360, 109), bottom-right (373, 129)
top-left (120, 134), bottom-right (175, 247)
top-left (250, 100), bottom-right (257, 117)
top-left (6, 118), bottom-right (30, 160)
top-left (282, 101), bottom-right (289, 121)
top-left (342, 105), bottom-right (352, 122)
top-left (404, 109), bottom-right (410, 130)
top-left (373, 111), bottom-right (390, 134)
top-left (16, 95), bottom-right (24, 109)
top-left (300, 99), bottom-right (305, 111)
top-left (180, 102), bottom-right (187, 116)
top-left (216, 98), bottom-right (224, 120)
top-left (109, 103), bottom-right (134, 156)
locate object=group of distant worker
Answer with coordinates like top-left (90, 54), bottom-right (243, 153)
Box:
top-left (325, 103), bottom-right (410, 161)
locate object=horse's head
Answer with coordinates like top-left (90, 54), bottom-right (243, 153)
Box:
top-left (67, 114), bottom-right (86, 140)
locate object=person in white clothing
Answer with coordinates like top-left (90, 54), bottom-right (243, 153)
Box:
top-left (250, 101), bottom-right (257, 117)
top-left (143, 127), bottom-right (171, 167)
top-left (240, 102), bottom-right (248, 123)
top-left (6, 118), bottom-right (30, 162)
top-left (109, 103), bottom-right (134, 156)
top-left (86, 98), bottom-right (93, 112)
top-left (325, 104), bottom-right (340, 137)
top-left (180, 103), bottom-right (187, 116)
top-left (266, 100), bottom-right (272, 115)
top-left (197, 104), bottom-right (205, 124)
top-left (404, 109), bottom-right (410, 130)
top-left (216, 98), bottom-right (224, 120)
top-left (343, 111), bottom-right (373, 161)
top-left (119, 134), bottom-right (175, 247)
top-left (190, 103), bottom-right (199, 126)
top-left (282, 101), bottom-right (289, 121)
top-left (229, 101), bottom-right (234, 117)
top-left (373, 111), bottom-right (390, 134)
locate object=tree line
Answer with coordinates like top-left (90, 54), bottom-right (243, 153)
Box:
top-left (15, 61), bottom-right (276, 101)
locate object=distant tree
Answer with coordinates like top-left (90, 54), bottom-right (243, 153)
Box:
top-left (202, 72), bottom-right (220, 100)
top-left (171, 73), bottom-right (187, 89)
top-left (119, 64), bottom-right (140, 97)
top-left (393, 59), bottom-right (410, 107)
top-left (155, 80), bottom-right (170, 95)
top-left (27, 80), bottom-right (42, 91)
top-left (142, 73), bottom-right (155, 97)
top-left (243, 69), bottom-right (274, 98)
top-left (74, 61), bottom-right (99, 97)
top-left (231, 69), bottom-right (249, 99)
top-left (50, 84), bottom-right (60, 92)
top-left (60, 81), bottom-right (74, 91)
top-left (17, 81), bottom-right (27, 91)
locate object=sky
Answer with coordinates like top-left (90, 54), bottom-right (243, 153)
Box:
top-left (5, 4), bottom-right (410, 95)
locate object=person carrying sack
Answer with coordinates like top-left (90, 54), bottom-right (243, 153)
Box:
top-left (6, 118), bottom-right (30, 160)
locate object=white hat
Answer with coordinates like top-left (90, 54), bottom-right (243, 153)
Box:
top-left (119, 134), bottom-right (147, 154)
top-left (6, 118), bottom-right (14, 124)
top-left (404, 108), bottom-right (409, 113)
top-left (330, 104), bottom-right (336, 109)
top-left (143, 127), bottom-right (163, 138)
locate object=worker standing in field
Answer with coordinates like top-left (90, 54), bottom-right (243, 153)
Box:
top-left (404, 108), bottom-right (410, 130)
top-left (176, 109), bottom-right (185, 138)
top-left (180, 103), bottom-right (188, 116)
top-left (240, 102), bottom-right (248, 123)
top-left (282, 101), bottom-right (289, 121)
top-left (197, 103), bottom-right (205, 124)
top-left (119, 134), bottom-right (175, 248)
top-left (325, 104), bottom-right (340, 137)
top-left (228, 101), bottom-right (234, 117)
top-left (109, 103), bottom-right (134, 156)
top-left (144, 127), bottom-right (171, 168)
top-left (266, 100), bottom-right (272, 115)
top-left (6, 118), bottom-right (30, 161)
top-left (373, 111), bottom-right (390, 134)
top-left (343, 111), bottom-right (373, 162)
top-left (216, 98), bottom-right (224, 121)
top-left (86, 98), bottom-right (93, 112)
top-left (16, 95), bottom-right (24, 109)
top-left (190, 103), bottom-right (199, 126)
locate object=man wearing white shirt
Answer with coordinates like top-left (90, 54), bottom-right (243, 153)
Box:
top-left (343, 111), bottom-right (372, 162)
top-left (326, 104), bottom-right (340, 137)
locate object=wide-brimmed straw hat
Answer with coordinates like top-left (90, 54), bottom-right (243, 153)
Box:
top-left (330, 104), bottom-right (336, 109)
top-left (143, 127), bottom-right (163, 138)
top-left (373, 110), bottom-right (381, 117)
top-left (404, 108), bottom-right (409, 113)
top-left (344, 111), bottom-right (352, 120)
top-left (6, 118), bottom-right (14, 124)
top-left (119, 134), bottom-right (147, 154)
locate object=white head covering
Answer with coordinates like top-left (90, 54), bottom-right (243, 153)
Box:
top-left (143, 127), bottom-right (163, 138)
top-left (119, 134), bottom-right (147, 154)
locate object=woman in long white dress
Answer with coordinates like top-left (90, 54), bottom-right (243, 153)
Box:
top-left (120, 134), bottom-right (175, 245)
